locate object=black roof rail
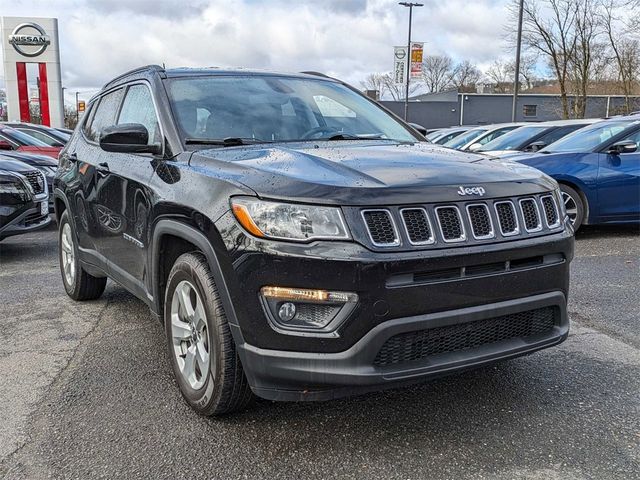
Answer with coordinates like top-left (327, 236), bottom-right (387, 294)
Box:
top-left (300, 71), bottom-right (332, 78)
top-left (102, 64), bottom-right (165, 89)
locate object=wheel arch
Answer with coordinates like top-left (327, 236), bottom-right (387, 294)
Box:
top-left (554, 177), bottom-right (591, 225)
top-left (150, 219), bottom-right (246, 346)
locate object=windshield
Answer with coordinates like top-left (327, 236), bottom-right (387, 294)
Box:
top-left (0, 128), bottom-right (50, 147)
top-left (166, 75), bottom-right (417, 144)
top-left (543, 120), bottom-right (633, 153)
top-left (478, 125), bottom-right (548, 152)
top-left (444, 128), bottom-right (486, 149)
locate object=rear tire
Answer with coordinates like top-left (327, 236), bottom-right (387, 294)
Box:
top-left (58, 210), bottom-right (107, 300)
top-left (164, 252), bottom-right (253, 416)
top-left (559, 184), bottom-right (585, 231)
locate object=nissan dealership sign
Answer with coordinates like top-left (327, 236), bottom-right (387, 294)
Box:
top-left (1, 17), bottom-right (63, 128)
top-left (8, 22), bottom-right (51, 57)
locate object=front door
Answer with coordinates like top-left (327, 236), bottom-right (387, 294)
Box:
top-left (598, 128), bottom-right (640, 222)
top-left (93, 82), bottom-right (163, 297)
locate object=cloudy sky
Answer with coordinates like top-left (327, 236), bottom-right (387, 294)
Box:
top-left (1, 0), bottom-right (516, 101)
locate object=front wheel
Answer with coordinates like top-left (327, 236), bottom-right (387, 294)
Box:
top-left (559, 184), bottom-right (585, 231)
top-left (58, 210), bottom-right (107, 300)
top-left (164, 252), bottom-right (253, 416)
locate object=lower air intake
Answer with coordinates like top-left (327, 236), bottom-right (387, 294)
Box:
top-left (374, 307), bottom-right (557, 367)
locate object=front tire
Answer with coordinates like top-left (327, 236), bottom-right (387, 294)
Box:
top-left (58, 210), bottom-right (107, 300)
top-left (164, 252), bottom-right (253, 416)
top-left (559, 184), bottom-right (585, 231)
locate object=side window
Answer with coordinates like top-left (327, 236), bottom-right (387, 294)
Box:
top-left (621, 128), bottom-right (640, 146)
top-left (480, 127), bottom-right (514, 145)
top-left (18, 129), bottom-right (59, 146)
top-left (117, 84), bottom-right (161, 145)
top-left (86, 89), bottom-right (124, 142)
top-left (537, 126), bottom-right (578, 147)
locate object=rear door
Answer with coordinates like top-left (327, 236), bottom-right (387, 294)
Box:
top-left (597, 127), bottom-right (640, 221)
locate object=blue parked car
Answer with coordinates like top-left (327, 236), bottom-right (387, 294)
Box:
top-left (507, 116), bottom-right (640, 230)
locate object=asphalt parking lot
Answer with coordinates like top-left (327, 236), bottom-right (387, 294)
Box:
top-left (0, 221), bottom-right (638, 479)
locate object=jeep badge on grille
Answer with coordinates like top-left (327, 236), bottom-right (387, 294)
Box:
top-left (457, 186), bottom-right (486, 196)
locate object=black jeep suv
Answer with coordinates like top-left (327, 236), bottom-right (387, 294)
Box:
top-left (54, 66), bottom-right (573, 415)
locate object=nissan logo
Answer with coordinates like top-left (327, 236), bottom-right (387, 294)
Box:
top-left (8, 23), bottom-right (50, 57)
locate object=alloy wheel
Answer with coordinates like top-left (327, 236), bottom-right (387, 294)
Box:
top-left (561, 191), bottom-right (578, 225)
top-left (60, 223), bottom-right (76, 286)
top-left (170, 280), bottom-right (210, 390)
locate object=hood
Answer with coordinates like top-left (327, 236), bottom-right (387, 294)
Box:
top-left (0, 158), bottom-right (39, 173)
top-left (16, 146), bottom-right (61, 159)
top-left (0, 151), bottom-right (58, 167)
top-left (189, 141), bottom-right (557, 205)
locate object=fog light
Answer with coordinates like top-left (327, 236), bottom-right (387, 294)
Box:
top-left (260, 286), bottom-right (358, 334)
top-left (278, 302), bottom-right (297, 322)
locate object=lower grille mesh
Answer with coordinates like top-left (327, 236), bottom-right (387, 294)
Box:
top-left (374, 307), bottom-right (557, 367)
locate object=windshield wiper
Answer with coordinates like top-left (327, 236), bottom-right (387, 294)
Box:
top-left (320, 133), bottom-right (384, 141)
top-left (185, 137), bottom-right (272, 147)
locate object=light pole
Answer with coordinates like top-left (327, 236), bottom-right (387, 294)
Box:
top-left (399, 2), bottom-right (423, 121)
top-left (511, 0), bottom-right (524, 122)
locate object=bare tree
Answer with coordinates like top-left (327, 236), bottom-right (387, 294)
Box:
top-left (421, 55), bottom-right (455, 93)
top-left (519, 0), bottom-right (579, 118)
top-left (361, 73), bottom-right (388, 99)
top-left (601, 0), bottom-right (640, 113)
top-left (485, 60), bottom-right (514, 92)
top-left (507, 54), bottom-right (538, 90)
top-left (569, 0), bottom-right (603, 117)
top-left (451, 60), bottom-right (482, 92)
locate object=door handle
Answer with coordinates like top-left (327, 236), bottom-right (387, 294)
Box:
top-left (97, 162), bottom-right (110, 173)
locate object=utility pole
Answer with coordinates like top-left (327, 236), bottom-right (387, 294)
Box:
top-left (399, 2), bottom-right (423, 121)
top-left (75, 91), bottom-right (79, 123)
top-left (511, 0), bottom-right (524, 122)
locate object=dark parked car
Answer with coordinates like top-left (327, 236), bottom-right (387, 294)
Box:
top-left (2, 122), bottom-right (71, 147)
top-left (54, 66), bottom-right (573, 415)
top-left (477, 119), bottom-right (601, 156)
top-left (0, 126), bottom-right (62, 159)
top-left (0, 151), bottom-right (57, 211)
top-left (0, 159), bottom-right (50, 241)
top-left (508, 116), bottom-right (640, 230)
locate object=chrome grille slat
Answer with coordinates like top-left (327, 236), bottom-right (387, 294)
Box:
top-left (400, 208), bottom-right (434, 245)
top-left (494, 201), bottom-right (519, 236)
top-left (361, 209), bottom-right (399, 246)
top-left (435, 206), bottom-right (466, 243)
top-left (466, 203), bottom-right (494, 239)
top-left (519, 198), bottom-right (542, 232)
top-left (541, 195), bottom-right (560, 228)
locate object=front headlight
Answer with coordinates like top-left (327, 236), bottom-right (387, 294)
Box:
top-left (231, 197), bottom-right (350, 241)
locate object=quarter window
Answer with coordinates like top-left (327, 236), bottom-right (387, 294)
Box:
top-left (118, 84), bottom-right (162, 145)
top-left (86, 88), bottom-right (124, 142)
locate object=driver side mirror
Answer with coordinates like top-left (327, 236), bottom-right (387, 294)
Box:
top-left (99, 123), bottom-right (162, 155)
top-left (467, 142), bottom-right (482, 152)
top-left (408, 123), bottom-right (427, 137)
top-left (606, 139), bottom-right (637, 154)
top-left (525, 140), bottom-right (547, 152)
top-left (0, 139), bottom-right (14, 150)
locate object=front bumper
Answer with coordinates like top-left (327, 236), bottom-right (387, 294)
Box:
top-left (0, 200), bottom-right (51, 240)
top-left (214, 211), bottom-right (573, 401)
top-left (239, 292), bottom-right (568, 401)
